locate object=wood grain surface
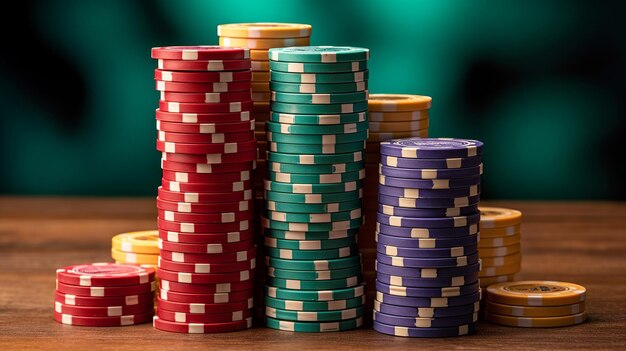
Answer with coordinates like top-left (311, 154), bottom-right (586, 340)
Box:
top-left (1, 197), bottom-right (625, 350)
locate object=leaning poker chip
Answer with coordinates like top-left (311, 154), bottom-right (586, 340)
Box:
top-left (56, 280), bottom-right (155, 297)
top-left (380, 138), bottom-right (483, 159)
top-left (56, 263), bottom-right (155, 287)
top-left (266, 140), bottom-right (365, 154)
top-left (158, 238), bottom-right (254, 253)
top-left (151, 46), bottom-right (250, 60)
top-left (157, 59), bottom-right (252, 72)
top-left (266, 199), bottom-right (361, 214)
top-left (264, 179), bottom-right (362, 194)
top-left (375, 280), bottom-right (480, 298)
top-left (111, 249), bottom-right (158, 265)
top-left (156, 308), bottom-right (252, 324)
top-left (368, 120), bottom-right (429, 132)
top-left (271, 111), bottom-right (367, 125)
top-left (156, 296), bottom-right (253, 314)
top-left (377, 194), bottom-right (480, 209)
top-left (157, 120), bottom-right (254, 134)
top-left (112, 231), bottom-right (159, 255)
top-left (153, 316), bottom-right (252, 333)
top-left (157, 139), bottom-right (257, 155)
top-left (373, 310), bottom-right (478, 328)
top-left (377, 184), bottom-right (480, 200)
top-left (376, 252), bottom-right (480, 269)
top-left (480, 224), bottom-right (522, 238)
top-left (266, 120), bottom-right (368, 134)
top-left (161, 151), bottom-right (257, 165)
top-left (376, 212), bottom-right (481, 229)
top-left (375, 261), bottom-right (481, 278)
top-left (265, 246), bottom-right (360, 260)
top-left (264, 236), bottom-right (357, 250)
top-left (372, 320), bottom-right (475, 338)
top-left (479, 244), bottom-right (521, 257)
top-left (158, 256), bottom-right (256, 274)
top-left (265, 295), bottom-right (365, 312)
top-left (54, 311), bottom-right (153, 327)
top-left (54, 300), bottom-right (153, 317)
top-left (263, 189), bottom-right (362, 204)
top-left (376, 290), bottom-right (481, 308)
top-left (379, 155), bottom-right (483, 170)
top-left (264, 208), bottom-right (362, 223)
top-left (374, 299), bottom-right (479, 318)
top-left (158, 130), bottom-right (255, 144)
top-left (375, 222), bottom-right (479, 239)
top-left (271, 91), bottom-right (368, 104)
top-left (160, 170), bottom-right (251, 184)
top-left (157, 218), bottom-right (250, 234)
top-left (158, 247), bottom-right (256, 263)
top-left (265, 255), bottom-right (361, 271)
top-left (266, 150), bottom-right (363, 164)
top-left (154, 69), bottom-right (252, 83)
top-left (486, 281), bottom-right (587, 307)
top-left (261, 217), bottom-right (363, 232)
top-left (478, 233), bottom-right (522, 248)
top-left (157, 208), bottom-right (253, 223)
top-left (219, 36), bottom-right (310, 49)
top-left (377, 242), bottom-right (478, 258)
top-left (266, 306), bottom-right (363, 322)
top-left (155, 109), bottom-right (251, 123)
top-left (368, 94), bottom-right (432, 112)
top-left (156, 268), bottom-right (253, 285)
top-left (485, 300), bottom-right (586, 318)
top-left (218, 23), bottom-right (312, 38)
top-left (376, 272), bottom-right (479, 288)
top-left (54, 291), bottom-right (154, 308)
top-left (156, 80), bottom-right (251, 93)
top-left (479, 207), bottom-right (523, 228)
top-left (271, 100), bottom-right (368, 115)
top-left (265, 315), bottom-right (362, 332)
top-left (379, 164), bottom-right (483, 180)
top-left (268, 265), bottom-right (362, 281)
top-left (269, 46), bottom-right (370, 63)
top-left (264, 284), bottom-right (365, 302)
top-left (378, 204), bottom-right (479, 218)
top-left (369, 110), bottom-right (429, 122)
top-left (160, 279), bottom-right (254, 294)
top-left (160, 91), bottom-right (252, 103)
top-left (157, 187), bottom-right (253, 203)
top-left (158, 100), bottom-right (253, 114)
top-left (267, 160), bottom-right (365, 174)
top-left (160, 179), bottom-right (252, 193)
top-left (484, 311), bottom-right (587, 328)
top-left (270, 60), bottom-right (368, 73)
top-left (157, 197), bottom-right (252, 213)
top-left (270, 81), bottom-right (368, 94)
top-left (379, 174), bottom-right (481, 190)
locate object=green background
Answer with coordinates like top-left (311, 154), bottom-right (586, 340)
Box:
top-left (1, 0), bottom-right (624, 199)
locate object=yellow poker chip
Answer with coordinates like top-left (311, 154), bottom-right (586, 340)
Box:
top-left (479, 243), bottom-right (520, 257)
top-left (486, 281), bottom-right (587, 306)
top-left (368, 120), bottom-right (430, 133)
top-left (253, 101), bottom-right (271, 112)
top-left (252, 71), bottom-right (270, 82)
top-left (111, 248), bottom-right (158, 265)
top-left (479, 274), bottom-right (516, 288)
top-left (479, 207), bottom-right (522, 228)
top-left (367, 129), bottom-right (428, 142)
top-left (251, 60), bottom-right (270, 71)
top-left (479, 260), bottom-right (521, 277)
top-left (369, 110), bottom-right (429, 122)
top-left (478, 232), bottom-right (521, 248)
top-left (219, 36), bottom-right (310, 50)
top-left (486, 300), bottom-right (586, 317)
top-left (368, 94), bottom-right (432, 112)
top-left (480, 252), bottom-right (521, 267)
top-left (249, 49), bottom-right (270, 61)
top-left (112, 230), bottom-right (159, 254)
top-left (252, 92), bottom-right (271, 102)
top-left (480, 224), bottom-right (521, 238)
top-left (485, 311), bottom-right (587, 328)
top-left (217, 23), bottom-right (312, 39)
top-left (252, 81), bottom-right (270, 92)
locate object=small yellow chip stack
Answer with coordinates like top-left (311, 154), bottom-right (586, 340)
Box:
top-left (111, 230), bottom-right (159, 268)
top-left (478, 207), bottom-right (523, 287)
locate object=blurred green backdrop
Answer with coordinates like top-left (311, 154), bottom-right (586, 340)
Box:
top-left (1, 0), bottom-right (624, 199)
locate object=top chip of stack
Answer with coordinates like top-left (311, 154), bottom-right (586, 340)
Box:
top-left (151, 45), bottom-right (256, 334)
top-left (372, 137), bottom-right (483, 338)
top-left (262, 46), bottom-right (369, 333)
top-left (112, 230), bottom-right (159, 267)
top-left (478, 207), bottom-right (523, 287)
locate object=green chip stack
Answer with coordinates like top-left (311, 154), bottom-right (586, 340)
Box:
top-left (263, 46), bottom-right (370, 332)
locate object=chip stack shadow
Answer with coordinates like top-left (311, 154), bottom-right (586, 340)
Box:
top-left (262, 46), bottom-right (370, 332)
top-left (151, 46), bottom-right (256, 333)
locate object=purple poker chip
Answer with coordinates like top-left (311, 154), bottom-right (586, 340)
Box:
top-left (376, 252), bottom-right (480, 268)
top-left (376, 272), bottom-right (479, 288)
top-left (379, 164), bottom-right (483, 180)
top-left (376, 289), bottom-right (482, 308)
top-left (378, 204), bottom-right (479, 218)
top-left (375, 260), bottom-right (482, 278)
top-left (380, 138), bottom-right (484, 159)
top-left (380, 154), bottom-right (483, 169)
top-left (379, 174), bottom-right (481, 190)
top-left (374, 299), bottom-right (480, 318)
top-left (375, 280), bottom-right (480, 298)
top-left (375, 222), bottom-right (479, 238)
top-left (378, 194), bottom-right (480, 209)
top-left (373, 310), bottom-right (478, 328)
top-left (373, 320), bottom-right (477, 337)
top-left (376, 212), bottom-right (480, 229)
top-left (377, 185), bottom-right (480, 199)
top-left (376, 231), bottom-right (479, 248)
top-left (377, 243), bottom-right (478, 258)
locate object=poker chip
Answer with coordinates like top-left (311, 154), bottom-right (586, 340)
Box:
top-left (156, 296), bottom-right (254, 313)
top-left (157, 59), bottom-right (252, 72)
top-left (380, 138), bottom-right (483, 159)
top-left (54, 300), bottom-right (154, 317)
top-left (265, 295), bottom-right (366, 311)
top-left (54, 311), bottom-right (154, 327)
top-left (219, 36), bottom-right (310, 49)
top-left (54, 291), bottom-right (154, 307)
top-left (270, 60), bottom-right (368, 73)
top-left (265, 316), bottom-right (363, 332)
top-left (265, 255), bottom-right (362, 271)
top-left (374, 299), bottom-right (480, 318)
top-left (112, 231), bottom-right (159, 255)
top-left (270, 111), bottom-right (367, 125)
top-left (56, 263), bottom-right (155, 287)
top-left (160, 279), bottom-right (254, 294)
top-left (218, 23), bottom-right (312, 38)
top-left (265, 306), bottom-right (364, 322)
top-left (156, 308), bottom-right (253, 323)
top-left (478, 207), bottom-right (523, 285)
top-left (160, 91), bottom-right (252, 103)
top-left (485, 281), bottom-right (587, 307)
top-left (151, 46), bottom-right (250, 60)
top-left (270, 81), bottom-right (368, 94)
top-left (373, 320), bottom-right (475, 338)
top-left (154, 69), bottom-right (252, 83)
top-left (266, 198), bottom-right (362, 214)
top-left (152, 316), bottom-right (252, 333)
top-left (264, 284), bottom-right (365, 301)
top-left (269, 46), bottom-right (370, 63)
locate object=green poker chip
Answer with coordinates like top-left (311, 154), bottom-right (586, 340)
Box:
top-left (266, 120), bottom-right (369, 135)
top-left (265, 245), bottom-right (360, 260)
top-left (271, 91), bottom-right (368, 104)
top-left (267, 161), bottom-right (365, 174)
top-left (267, 130), bottom-right (369, 145)
top-left (271, 101), bottom-right (368, 114)
top-left (265, 316), bottom-right (363, 332)
top-left (267, 169), bottom-right (365, 184)
top-left (269, 60), bottom-right (368, 73)
top-left (264, 283), bottom-right (366, 301)
top-left (265, 199), bottom-right (362, 214)
top-left (264, 236), bottom-right (358, 250)
top-left (264, 209), bottom-right (362, 223)
top-left (267, 265), bottom-right (362, 281)
top-left (270, 112), bottom-right (367, 125)
top-left (269, 46), bottom-right (370, 63)
top-left (264, 295), bottom-right (366, 312)
top-left (265, 306), bottom-right (364, 322)
top-left (268, 140), bottom-right (365, 154)
top-left (270, 81), bottom-right (368, 94)
top-left (266, 275), bottom-right (363, 290)
top-left (264, 179), bottom-right (363, 194)
top-left (263, 189), bottom-right (362, 204)
top-left (265, 255), bottom-right (361, 270)
top-left (262, 228), bottom-right (359, 241)
top-left (266, 150), bottom-right (364, 164)
top-left (270, 70), bottom-right (368, 84)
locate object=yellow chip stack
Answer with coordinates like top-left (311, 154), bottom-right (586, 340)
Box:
top-left (359, 94), bottom-right (431, 304)
top-left (478, 207), bottom-right (523, 287)
top-left (111, 230), bottom-right (159, 268)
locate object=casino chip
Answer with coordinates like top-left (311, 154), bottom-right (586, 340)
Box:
top-left (111, 230), bottom-right (159, 270)
top-left (53, 263), bottom-right (156, 326)
top-left (151, 45), bottom-right (258, 333)
top-left (371, 138), bottom-right (483, 337)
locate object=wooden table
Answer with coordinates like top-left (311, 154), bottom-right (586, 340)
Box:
top-left (1, 197), bottom-right (625, 350)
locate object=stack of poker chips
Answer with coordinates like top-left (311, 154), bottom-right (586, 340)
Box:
top-left (484, 281), bottom-right (587, 327)
top-left (373, 138), bottom-right (483, 338)
top-left (360, 94), bottom-right (432, 307)
top-left (262, 46), bottom-right (369, 332)
top-left (111, 230), bottom-right (159, 268)
top-left (151, 46), bottom-right (256, 333)
top-left (478, 207), bottom-right (523, 287)
top-left (54, 263), bottom-right (155, 326)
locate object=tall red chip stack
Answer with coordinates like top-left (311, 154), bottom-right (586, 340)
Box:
top-left (150, 46), bottom-right (255, 333)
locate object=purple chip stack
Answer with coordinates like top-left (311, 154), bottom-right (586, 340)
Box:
top-left (372, 137), bottom-right (484, 338)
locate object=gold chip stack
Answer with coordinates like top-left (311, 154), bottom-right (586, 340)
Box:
top-left (478, 207), bottom-right (523, 287)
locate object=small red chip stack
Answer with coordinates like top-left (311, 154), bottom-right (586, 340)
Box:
top-left (54, 263), bottom-right (156, 326)
top-left (151, 46), bottom-right (256, 333)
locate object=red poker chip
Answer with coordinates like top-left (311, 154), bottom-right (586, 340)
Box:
top-left (158, 130), bottom-right (255, 144)
top-left (54, 310), bottom-right (153, 327)
top-left (155, 69), bottom-right (252, 83)
top-left (155, 109), bottom-right (252, 123)
top-left (56, 263), bottom-right (155, 287)
top-left (157, 59), bottom-right (252, 72)
top-left (157, 119), bottom-right (255, 134)
top-left (158, 218), bottom-right (251, 234)
top-left (161, 170), bottom-right (251, 184)
top-left (158, 289), bottom-right (253, 304)
top-left (161, 150), bottom-right (257, 164)
top-left (157, 247), bottom-right (256, 263)
top-left (160, 179), bottom-right (253, 193)
top-left (156, 296), bottom-right (253, 314)
top-left (54, 300), bottom-right (154, 317)
top-left (158, 100), bottom-right (254, 114)
top-left (157, 197), bottom-right (252, 213)
top-left (151, 46), bottom-right (250, 60)
top-left (156, 308), bottom-right (252, 324)
top-left (156, 80), bottom-right (251, 93)
top-left (156, 139), bottom-right (257, 155)
top-left (54, 291), bottom-right (155, 307)
top-left (56, 280), bottom-right (155, 297)
top-left (158, 238), bottom-right (255, 253)
top-left (157, 256), bottom-right (256, 273)
top-left (157, 187), bottom-right (253, 203)
top-left (157, 208), bottom-right (253, 224)
top-left (160, 91), bottom-right (252, 103)
top-left (160, 279), bottom-right (254, 294)
top-left (152, 316), bottom-right (252, 333)
top-left (161, 158), bottom-right (255, 172)
top-left (156, 268), bottom-right (253, 284)
top-left (157, 229), bottom-right (255, 244)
